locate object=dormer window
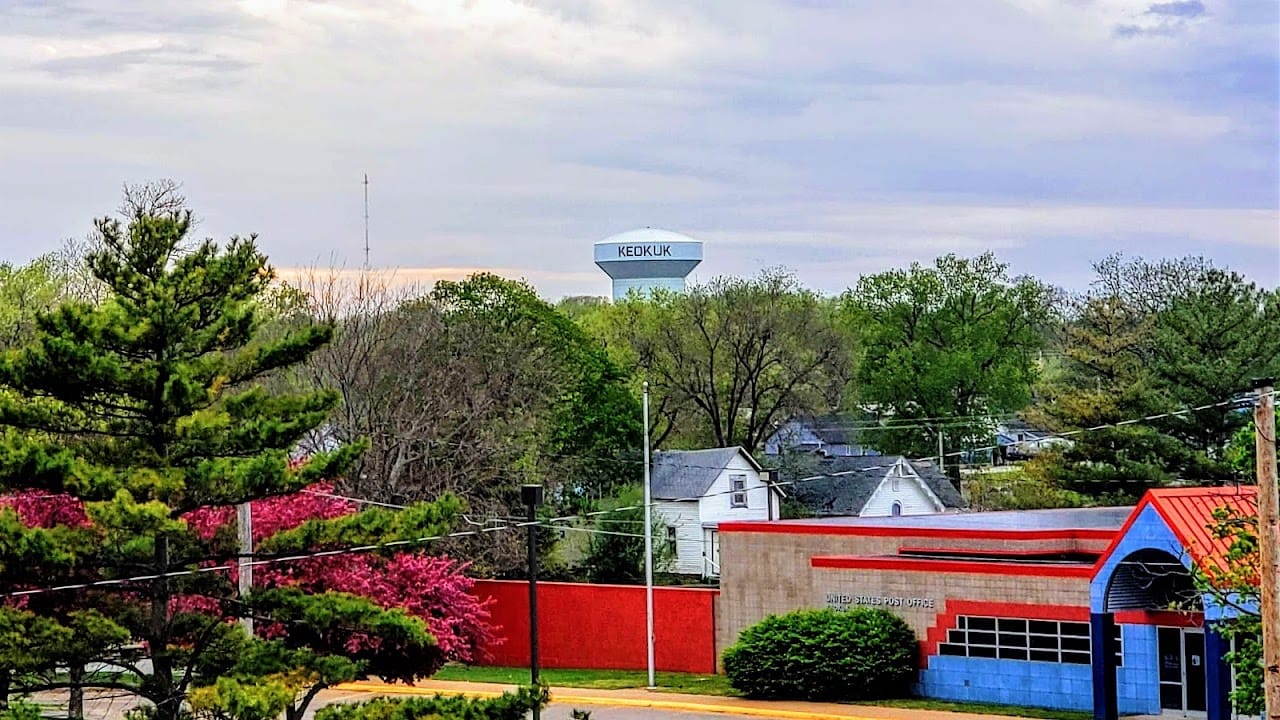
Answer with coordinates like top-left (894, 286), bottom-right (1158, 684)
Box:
top-left (730, 475), bottom-right (748, 508)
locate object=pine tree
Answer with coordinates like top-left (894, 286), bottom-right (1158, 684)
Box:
top-left (0, 204), bottom-right (464, 720)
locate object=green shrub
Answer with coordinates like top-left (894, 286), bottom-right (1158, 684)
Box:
top-left (314, 685), bottom-right (547, 720)
top-left (722, 607), bottom-right (917, 701)
top-left (0, 700), bottom-right (44, 720)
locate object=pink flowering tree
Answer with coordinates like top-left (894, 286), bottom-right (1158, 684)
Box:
top-left (184, 484), bottom-right (497, 665)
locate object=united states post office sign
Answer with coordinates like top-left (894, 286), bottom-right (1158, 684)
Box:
top-left (825, 592), bottom-right (936, 610)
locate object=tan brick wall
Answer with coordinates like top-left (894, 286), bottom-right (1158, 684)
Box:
top-left (715, 529), bottom-right (1095, 661)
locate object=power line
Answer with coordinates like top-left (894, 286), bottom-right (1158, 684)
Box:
top-left (2, 391), bottom-right (1270, 599)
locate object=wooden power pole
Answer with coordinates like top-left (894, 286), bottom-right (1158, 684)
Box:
top-left (1256, 378), bottom-right (1279, 718)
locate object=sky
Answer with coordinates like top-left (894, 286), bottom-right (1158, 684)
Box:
top-left (1, 0), bottom-right (1277, 300)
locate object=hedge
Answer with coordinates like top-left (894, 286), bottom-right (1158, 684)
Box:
top-left (722, 607), bottom-right (917, 701)
top-left (314, 686), bottom-right (548, 720)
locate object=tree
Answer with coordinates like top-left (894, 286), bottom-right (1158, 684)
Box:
top-left (184, 484), bottom-right (497, 668)
top-left (1147, 269), bottom-right (1280, 455)
top-left (843, 253), bottom-right (1053, 459)
top-left (0, 198), bottom-right (467, 720)
top-left (579, 486), bottom-right (674, 584)
top-left (0, 257), bottom-right (66, 350)
top-left (1032, 256), bottom-right (1279, 498)
top-left (1197, 497), bottom-right (1266, 716)
top-left (601, 269), bottom-right (853, 451)
top-left (293, 271), bottom-right (639, 575)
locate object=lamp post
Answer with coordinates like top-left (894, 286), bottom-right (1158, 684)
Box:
top-left (642, 381), bottom-right (655, 689)
top-left (522, 484), bottom-right (544, 719)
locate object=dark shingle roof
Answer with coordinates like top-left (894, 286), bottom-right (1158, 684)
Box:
top-left (907, 459), bottom-right (968, 510)
top-left (792, 413), bottom-right (868, 446)
top-left (786, 456), bottom-right (967, 516)
top-left (650, 447), bottom-right (756, 500)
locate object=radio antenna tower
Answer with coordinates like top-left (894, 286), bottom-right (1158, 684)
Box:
top-left (362, 173), bottom-right (370, 269)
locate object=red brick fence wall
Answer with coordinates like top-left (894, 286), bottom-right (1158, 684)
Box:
top-left (471, 580), bottom-right (720, 674)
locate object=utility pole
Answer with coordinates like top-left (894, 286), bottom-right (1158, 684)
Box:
top-left (937, 428), bottom-right (945, 471)
top-left (1255, 378), bottom-right (1279, 719)
top-left (237, 501), bottom-right (253, 635)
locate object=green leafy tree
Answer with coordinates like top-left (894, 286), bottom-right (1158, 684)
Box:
top-left (1034, 256), bottom-right (1278, 498)
top-left (1196, 489), bottom-right (1269, 716)
top-left (432, 273), bottom-right (642, 506)
top-left (0, 200), bottom-right (462, 720)
top-left (0, 257), bottom-right (68, 350)
top-left (843, 253), bottom-right (1053, 459)
top-left (598, 269), bottom-right (853, 451)
top-left (580, 486), bottom-right (675, 584)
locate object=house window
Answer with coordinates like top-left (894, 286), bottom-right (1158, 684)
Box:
top-left (891, 501), bottom-right (903, 516)
top-left (937, 616), bottom-right (1120, 666)
top-left (665, 525), bottom-right (677, 556)
top-left (730, 475), bottom-right (748, 508)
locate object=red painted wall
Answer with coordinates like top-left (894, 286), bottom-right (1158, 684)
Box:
top-left (471, 580), bottom-right (719, 674)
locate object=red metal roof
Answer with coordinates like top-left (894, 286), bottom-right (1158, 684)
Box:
top-left (1146, 486), bottom-right (1257, 571)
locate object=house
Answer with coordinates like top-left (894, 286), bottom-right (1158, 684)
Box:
top-left (762, 413), bottom-right (880, 457)
top-left (650, 447), bottom-right (782, 578)
top-left (785, 455), bottom-right (966, 518)
top-left (995, 420), bottom-right (1070, 461)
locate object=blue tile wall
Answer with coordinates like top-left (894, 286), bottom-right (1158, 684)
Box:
top-left (1116, 623), bottom-right (1160, 715)
top-left (917, 655), bottom-right (1093, 711)
top-left (917, 624), bottom-right (1164, 715)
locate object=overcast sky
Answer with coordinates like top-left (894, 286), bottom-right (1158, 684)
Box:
top-left (2, 0), bottom-right (1277, 299)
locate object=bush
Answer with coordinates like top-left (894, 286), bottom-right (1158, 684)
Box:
top-left (314, 686), bottom-right (547, 720)
top-left (722, 608), bottom-right (917, 701)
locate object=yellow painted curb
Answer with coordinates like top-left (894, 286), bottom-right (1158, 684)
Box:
top-left (334, 682), bottom-right (878, 720)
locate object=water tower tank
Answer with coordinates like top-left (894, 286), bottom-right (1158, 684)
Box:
top-left (594, 228), bottom-right (703, 301)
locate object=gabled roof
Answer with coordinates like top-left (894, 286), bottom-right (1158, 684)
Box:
top-left (1146, 486), bottom-right (1255, 572)
top-left (908, 459), bottom-right (969, 510)
top-left (650, 447), bottom-right (762, 501)
top-left (776, 413), bottom-right (871, 447)
top-left (786, 456), bottom-right (967, 516)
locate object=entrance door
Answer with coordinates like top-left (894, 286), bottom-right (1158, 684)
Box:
top-left (1159, 627), bottom-right (1206, 714)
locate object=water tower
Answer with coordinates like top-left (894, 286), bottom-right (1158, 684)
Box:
top-left (594, 228), bottom-right (703, 301)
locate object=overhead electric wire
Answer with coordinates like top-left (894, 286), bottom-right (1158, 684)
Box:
top-left (2, 390), bottom-right (1270, 599)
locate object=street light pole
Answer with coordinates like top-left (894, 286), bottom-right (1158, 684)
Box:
top-left (643, 381), bottom-right (656, 689)
top-left (522, 484), bottom-right (544, 719)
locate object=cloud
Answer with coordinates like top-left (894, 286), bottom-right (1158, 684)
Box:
top-left (0, 0), bottom-right (1275, 301)
top-left (1148, 1), bottom-right (1207, 18)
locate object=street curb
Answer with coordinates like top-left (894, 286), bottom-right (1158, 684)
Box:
top-left (335, 681), bottom-right (877, 720)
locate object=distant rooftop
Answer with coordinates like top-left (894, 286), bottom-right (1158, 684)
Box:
top-left (753, 505), bottom-right (1133, 533)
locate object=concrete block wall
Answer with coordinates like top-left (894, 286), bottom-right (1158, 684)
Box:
top-left (716, 527), bottom-right (1097, 654)
top-left (918, 656), bottom-right (1093, 711)
top-left (1117, 624), bottom-right (1161, 715)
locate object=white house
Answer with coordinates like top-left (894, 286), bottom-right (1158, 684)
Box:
top-left (787, 455), bottom-right (967, 518)
top-left (650, 447), bottom-right (782, 578)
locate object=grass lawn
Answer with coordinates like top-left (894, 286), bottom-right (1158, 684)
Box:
top-left (432, 665), bottom-right (1092, 719)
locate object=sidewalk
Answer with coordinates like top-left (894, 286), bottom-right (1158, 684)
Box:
top-left (335, 679), bottom-right (1050, 720)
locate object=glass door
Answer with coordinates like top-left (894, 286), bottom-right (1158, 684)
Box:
top-left (1158, 627), bottom-right (1206, 714)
